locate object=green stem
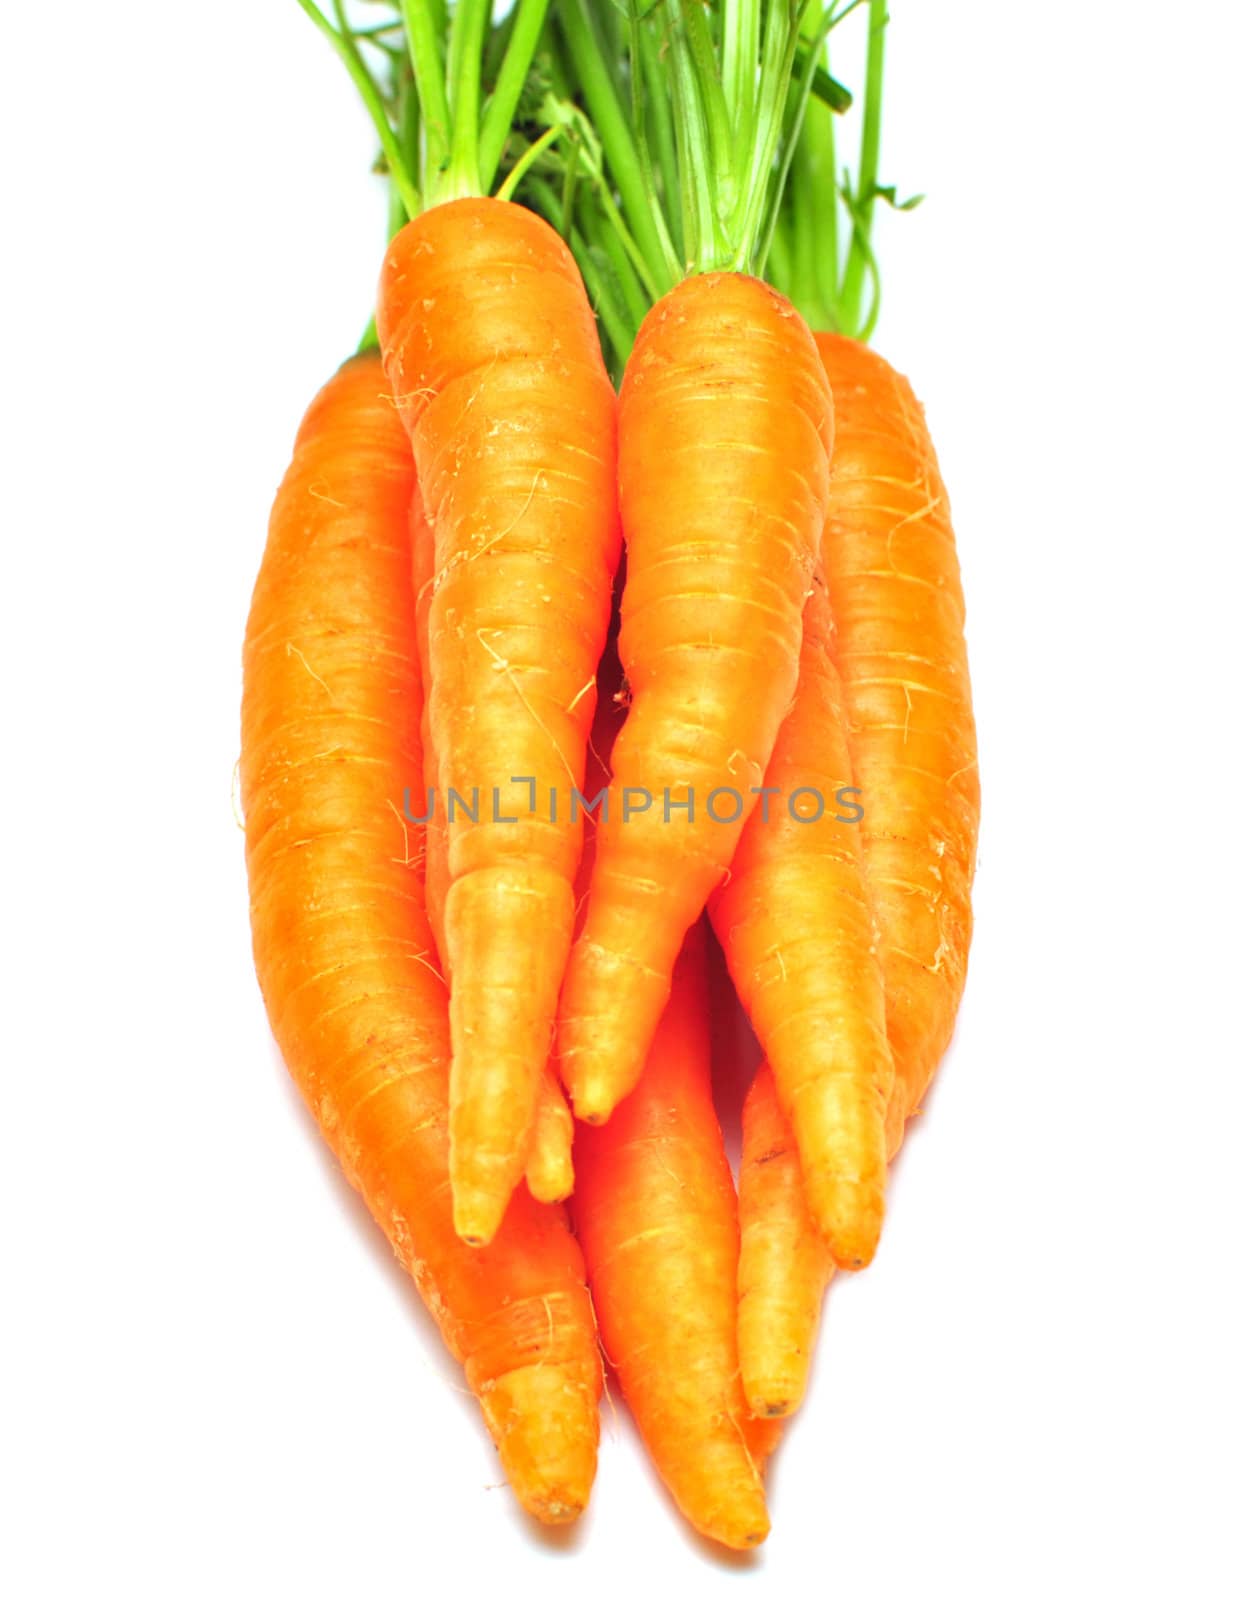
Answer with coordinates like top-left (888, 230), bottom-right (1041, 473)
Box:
top-left (778, 134), bottom-right (808, 310)
top-left (557, 0), bottom-right (677, 295)
top-left (793, 0), bottom-right (839, 327)
top-left (355, 21), bottom-right (405, 44)
top-left (754, 7), bottom-right (827, 279)
top-left (583, 158), bottom-right (660, 307)
top-left (663, 0), bottom-right (722, 270)
top-left (848, 207), bottom-right (882, 339)
top-left (296, 0), bottom-right (421, 216)
top-left (400, 0), bottom-right (451, 203)
top-left (647, 0), bottom-right (813, 276)
top-left (676, 0), bottom-right (736, 227)
top-left (559, 126), bottom-right (581, 238)
top-left (442, 0), bottom-right (493, 201)
top-left (590, 0), bottom-right (626, 75)
top-left (479, 0), bottom-right (551, 190)
top-left (793, 34), bottom-right (853, 112)
top-left (589, 201), bottom-right (653, 334)
top-left (836, 0), bottom-right (886, 331)
top-left (539, 15), bottom-right (575, 99)
top-left (496, 123), bottom-right (564, 202)
top-left (394, 50), bottom-right (421, 231)
top-left (551, 0), bottom-right (837, 289)
top-left (764, 228), bottom-right (793, 296)
top-left (484, 2), bottom-right (513, 83)
top-left (636, 24), bottom-right (683, 257)
top-left (731, 0), bottom-right (803, 269)
top-left (722, 0), bottom-right (761, 172)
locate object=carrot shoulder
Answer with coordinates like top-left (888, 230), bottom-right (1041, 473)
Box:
top-left (571, 922), bottom-right (771, 1549)
top-left (378, 197), bottom-right (620, 1244)
top-left (558, 272), bottom-right (834, 1125)
top-left (241, 356), bottom-right (600, 1523)
top-left (709, 579), bottom-right (894, 1268)
top-left (814, 333), bottom-right (980, 1155)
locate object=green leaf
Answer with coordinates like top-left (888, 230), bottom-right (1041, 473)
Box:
top-left (870, 180), bottom-right (923, 211)
top-left (793, 41), bottom-right (853, 113)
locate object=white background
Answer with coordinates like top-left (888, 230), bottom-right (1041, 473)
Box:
top-left (5, 3), bottom-right (1257, 1595)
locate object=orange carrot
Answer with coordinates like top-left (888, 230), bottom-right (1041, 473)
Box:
top-left (558, 273), bottom-right (835, 1124)
top-left (737, 1063), bottom-right (836, 1418)
top-left (407, 489), bottom-right (450, 972)
top-left (814, 334), bottom-right (980, 1155)
top-left (241, 356), bottom-right (600, 1522)
top-left (571, 922), bottom-right (771, 1549)
top-left (709, 579), bottom-right (894, 1267)
top-left (377, 197), bottom-right (620, 1245)
top-left (408, 488), bottom-right (573, 1205)
top-left (524, 1071), bottom-right (576, 1205)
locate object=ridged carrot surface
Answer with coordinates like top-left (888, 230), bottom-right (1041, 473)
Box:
top-left (571, 922), bottom-right (772, 1550)
top-left (241, 356), bottom-right (600, 1523)
top-left (378, 197), bottom-right (620, 1244)
top-left (737, 1063), bottom-right (836, 1418)
top-left (814, 334), bottom-right (980, 1155)
top-left (408, 489), bottom-right (573, 1205)
top-left (407, 489), bottom-right (450, 971)
top-left (709, 580), bottom-right (893, 1267)
top-left (558, 273), bottom-right (834, 1124)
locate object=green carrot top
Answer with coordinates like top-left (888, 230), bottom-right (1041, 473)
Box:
top-left (295, 0), bottom-right (915, 370)
top-left (294, 0), bottom-right (557, 215)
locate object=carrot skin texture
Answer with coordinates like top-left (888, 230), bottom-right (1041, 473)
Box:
top-left (558, 273), bottom-right (835, 1124)
top-left (408, 491), bottom-right (451, 974)
top-left (242, 358), bottom-right (599, 1523)
top-left (409, 488), bottom-right (573, 1205)
top-left (737, 1064), bottom-right (836, 1417)
top-left (814, 334), bottom-right (980, 1155)
top-left (378, 197), bottom-right (620, 1243)
top-left (571, 924), bottom-right (771, 1549)
top-left (525, 1069), bottom-right (576, 1205)
top-left (710, 581), bottom-right (893, 1268)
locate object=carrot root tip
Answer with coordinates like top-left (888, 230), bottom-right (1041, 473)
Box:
top-left (451, 1171), bottom-right (517, 1248)
top-left (570, 1083), bottom-right (615, 1125)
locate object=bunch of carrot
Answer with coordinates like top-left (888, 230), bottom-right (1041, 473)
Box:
top-left (242, 0), bottom-right (978, 1549)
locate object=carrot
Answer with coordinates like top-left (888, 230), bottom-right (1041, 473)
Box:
top-left (412, 489), bottom-right (576, 1208)
top-left (407, 489), bottom-right (450, 972)
top-left (571, 922), bottom-right (772, 1549)
top-left (557, 272), bottom-right (834, 1123)
top-left (814, 333), bottom-right (980, 1156)
top-left (737, 1063), bottom-right (836, 1418)
top-left (756, 0), bottom-right (980, 1155)
top-left (548, 0), bottom-right (839, 1125)
top-left (408, 488), bottom-right (574, 1205)
top-left (378, 195), bottom-right (619, 1245)
top-left (525, 1071), bottom-right (576, 1206)
top-left (709, 579), bottom-right (894, 1267)
top-left (241, 355), bottom-right (600, 1523)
